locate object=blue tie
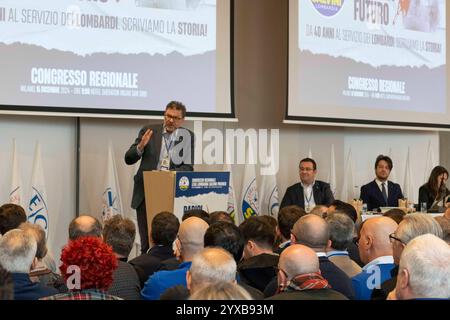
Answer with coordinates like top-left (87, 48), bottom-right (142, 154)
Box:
top-left (381, 182), bottom-right (388, 205)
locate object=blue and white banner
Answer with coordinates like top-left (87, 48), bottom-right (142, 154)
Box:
top-left (27, 141), bottom-right (49, 238)
top-left (102, 142), bottom-right (123, 221)
top-left (174, 171), bottom-right (229, 220)
top-left (9, 139), bottom-right (24, 207)
top-left (259, 173), bottom-right (279, 218)
top-left (241, 162), bottom-right (259, 220)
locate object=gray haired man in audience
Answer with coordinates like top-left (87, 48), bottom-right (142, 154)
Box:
top-left (371, 213), bottom-right (443, 300)
top-left (0, 229), bottom-right (57, 300)
top-left (389, 234), bottom-right (450, 300)
top-left (325, 213), bottom-right (362, 278)
top-left (103, 215), bottom-right (141, 300)
top-left (187, 247), bottom-right (240, 296)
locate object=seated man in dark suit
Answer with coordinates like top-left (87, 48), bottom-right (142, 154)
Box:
top-left (280, 158), bottom-right (334, 212)
top-left (266, 244), bottom-right (347, 300)
top-left (129, 211), bottom-right (180, 285)
top-left (360, 155), bottom-right (403, 211)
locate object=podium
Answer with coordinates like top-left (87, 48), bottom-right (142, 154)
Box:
top-left (143, 171), bottom-right (230, 239)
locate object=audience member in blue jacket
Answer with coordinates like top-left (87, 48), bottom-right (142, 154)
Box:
top-left (352, 217), bottom-right (397, 300)
top-left (141, 217), bottom-right (208, 300)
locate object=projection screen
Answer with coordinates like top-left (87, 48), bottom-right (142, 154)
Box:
top-left (0, 0), bottom-right (234, 119)
top-left (287, 0), bottom-right (448, 129)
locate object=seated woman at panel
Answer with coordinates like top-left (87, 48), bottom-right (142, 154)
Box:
top-left (419, 166), bottom-right (450, 211)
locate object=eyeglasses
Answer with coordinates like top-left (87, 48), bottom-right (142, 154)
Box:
top-left (164, 114), bottom-right (183, 121)
top-left (299, 167), bottom-right (314, 172)
top-left (389, 233), bottom-right (405, 245)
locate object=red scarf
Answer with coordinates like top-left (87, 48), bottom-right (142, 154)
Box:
top-left (282, 272), bottom-right (330, 292)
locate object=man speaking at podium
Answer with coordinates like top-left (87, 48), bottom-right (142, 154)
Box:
top-left (125, 101), bottom-right (194, 254)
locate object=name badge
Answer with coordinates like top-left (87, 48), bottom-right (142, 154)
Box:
top-left (160, 157), bottom-right (170, 171)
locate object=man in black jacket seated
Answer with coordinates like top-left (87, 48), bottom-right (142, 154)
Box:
top-left (280, 158), bottom-right (334, 212)
top-left (129, 212), bottom-right (180, 286)
top-left (264, 214), bottom-right (355, 299)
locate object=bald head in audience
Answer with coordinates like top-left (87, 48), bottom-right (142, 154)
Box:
top-left (277, 244), bottom-right (320, 289)
top-left (291, 214), bottom-right (331, 252)
top-left (394, 234), bottom-right (450, 300)
top-left (68, 215), bottom-right (102, 240)
top-left (358, 216), bottom-right (397, 265)
top-left (187, 247), bottom-right (237, 294)
top-left (176, 217), bottom-right (209, 262)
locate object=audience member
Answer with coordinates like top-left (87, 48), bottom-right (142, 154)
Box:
top-left (68, 215), bottom-right (102, 240)
top-left (0, 204), bottom-right (26, 235)
top-left (382, 208), bottom-right (406, 225)
top-left (209, 211), bottom-right (234, 225)
top-left (275, 205), bottom-right (305, 254)
top-left (0, 229), bottom-right (57, 300)
top-left (309, 205), bottom-right (328, 217)
top-left (352, 216), bottom-right (397, 300)
top-left (327, 200), bottom-right (358, 222)
top-left (435, 203), bottom-right (450, 244)
top-left (280, 158), bottom-right (334, 211)
top-left (238, 216), bottom-right (278, 292)
top-left (19, 223), bottom-right (67, 293)
top-left (288, 214), bottom-right (355, 299)
top-left (325, 213), bottom-right (362, 278)
top-left (372, 213), bottom-right (443, 300)
top-left (326, 200), bottom-right (363, 266)
top-left (182, 209), bottom-right (209, 224)
top-left (390, 234), bottom-right (450, 300)
top-left (129, 212), bottom-right (180, 283)
top-left (141, 217), bottom-right (208, 300)
top-left (190, 282), bottom-right (253, 300)
top-left (42, 236), bottom-right (120, 300)
top-left (186, 248), bottom-right (237, 295)
top-left (266, 244), bottom-right (347, 300)
top-left (103, 215), bottom-right (141, 300)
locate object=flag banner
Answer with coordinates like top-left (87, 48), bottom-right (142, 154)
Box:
top-left (328, 144), bottom-right (337, 197)
top-left (27, 142), bottom-right (49, 238)
top-left (9, 139), bottom-right (23, 207)
top-left (102, 142), bottom-right (123, 221)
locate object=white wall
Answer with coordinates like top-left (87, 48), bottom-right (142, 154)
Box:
top-left (0, 115), bottom-right (76, 262)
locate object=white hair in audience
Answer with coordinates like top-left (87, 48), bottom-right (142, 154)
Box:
top-left (0, 229), bottom-right (37, 273)
top-left (397, 213), bottom-right (443, 243)
top-left (189, 282), bottom-right (253, 300)
top-left (189, 247), bottom-right (237, 287)
top-left (399, 234), bottom-right (450, 299)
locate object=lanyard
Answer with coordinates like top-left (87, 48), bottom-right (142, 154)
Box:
top-left (163, 130), bottom-right (177, 154)
top-left (304, 187), bottom-right (314, 206)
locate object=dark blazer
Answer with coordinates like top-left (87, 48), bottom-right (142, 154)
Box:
top-left (280, 181), bottom-right (335, 209)
top-left (108, 260), bottom-right (141, 300)
top-left (129, 245), bottom-right (175, 282)
top-left (360, 180), bottom-right (403, 211)
top-left (418, 184), bottom-right (450, 210)
top-left (12, 273), bottom-right (58, 300)
top-left (237, 254), bottom-right (279, 292)
top-left (125, 124), bottom-right (194, 209)
top-left (266, 288), bottom-right (348, 300)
